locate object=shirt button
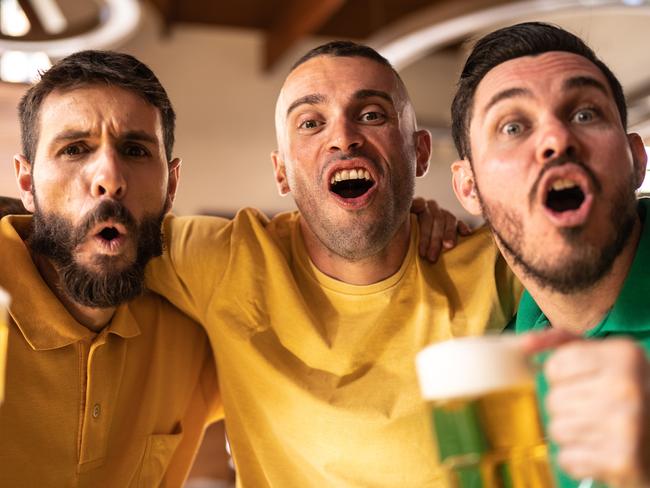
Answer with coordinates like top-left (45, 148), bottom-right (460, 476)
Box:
top-left (92, 403), bottom-right (101, 419)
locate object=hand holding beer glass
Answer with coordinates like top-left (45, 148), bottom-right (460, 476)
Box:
top-left (416, 336), bottom-right (553, 487)
top-left (0, 287), bottom-right (9, 405)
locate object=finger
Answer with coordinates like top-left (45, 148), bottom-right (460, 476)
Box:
top-left (426, 205), bottom-right (445, 262)
top-left (417, 205), bottom-right (435, 257)
top-left (545, 343), bottom-right (606, 384)
top-left (410, 196), bottom-right (426, 213)
top-left (518, 328), bottom-right (581, 355)
top-left (556, 445), bottom-right (605, 482)
top-left (439, 211), bottom-right (458, 251)
top-left (457, 220), bottom-right (473, 236)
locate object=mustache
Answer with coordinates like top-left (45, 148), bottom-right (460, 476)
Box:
top-left (74, 200), bottom-right (137, 244)
top-left (528, 154), bottom-right (602, 207)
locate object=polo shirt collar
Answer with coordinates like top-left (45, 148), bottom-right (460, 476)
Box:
top-left (516, 198), bottom-right (650, 336)
top-left (0, 215), bottom-right (140, 351)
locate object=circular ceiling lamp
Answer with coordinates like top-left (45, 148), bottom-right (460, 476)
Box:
top-left (375, 0), bottom-right (650, 70)
top-left (0, 0), bottom-right (141, 83)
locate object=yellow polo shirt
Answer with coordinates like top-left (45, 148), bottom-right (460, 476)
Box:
top-left (0, 215), bottom-right (222, 487)
top-left (146, 208), bottom-right (521, 487)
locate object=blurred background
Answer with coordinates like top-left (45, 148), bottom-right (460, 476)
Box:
top-left (1, 0), bottom-right (650, 223)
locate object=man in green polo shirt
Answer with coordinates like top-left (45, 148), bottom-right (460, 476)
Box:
top-left (450, 22), bottom-right (650, 487)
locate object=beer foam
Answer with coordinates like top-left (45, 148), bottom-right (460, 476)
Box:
top-left (416, 336), bottom-right (534, 400)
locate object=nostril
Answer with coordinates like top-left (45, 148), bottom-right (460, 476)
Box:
top-left (543, 148), bottom-right (555, 159)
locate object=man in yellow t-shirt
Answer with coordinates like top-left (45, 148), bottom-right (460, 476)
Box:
top-left (0, 51), bottom-right (220, 487)
top-left (146, 42), bottom-right (521, 487)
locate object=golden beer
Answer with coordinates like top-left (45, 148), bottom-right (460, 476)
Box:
top-left (416, 336), bottom-right (553, 487)
top-left (0, 287), bottom-right (9, 405)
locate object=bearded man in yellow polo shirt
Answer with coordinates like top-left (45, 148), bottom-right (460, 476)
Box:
top-left (146, 41), bottom-right (521, 487)
top-left (0, 51), bottom-right (220, 487)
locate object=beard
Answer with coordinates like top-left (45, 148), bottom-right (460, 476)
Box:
top-left (290, 148), bottom-right (415, 261)
top-left (478, 160), bottom-right (638, 295)
top-left (29, 198), bottom-right (165, 308)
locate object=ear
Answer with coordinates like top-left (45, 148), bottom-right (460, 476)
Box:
top-left (164, 157), bottom-right (182, 213)
top-left (14, 154), bottom-right (35, 212)
top-left (271, 150), bottom-right (290, 195)
top-left (451, 158), bottom-right (482, 216)
top-left (627, 133), bottom-right (647, 189)
top-left (414, 129), bottom-right (431, 177)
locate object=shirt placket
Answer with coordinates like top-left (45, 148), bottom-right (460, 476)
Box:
top-left (77, 331), bottom-right (127, 472)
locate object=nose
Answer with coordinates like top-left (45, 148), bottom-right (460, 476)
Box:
top-left (536, 118), bottom-right (579, 164)
top-left (328, 116), bottom-right (363, 153)
top-left (90, 147), bottom-right (127, 199)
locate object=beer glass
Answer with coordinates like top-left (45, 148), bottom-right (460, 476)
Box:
top-left (416, 336), bottom-right (553, 487)
top-left (0, 287), bottom-right (9, 405)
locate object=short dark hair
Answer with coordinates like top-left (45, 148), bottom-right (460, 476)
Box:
top-left (19, 50), bottom-right (175, 163)
top-left (291, 40), bottom-right (403, 82)
top-left (451, 22), bottom-right (627, 160)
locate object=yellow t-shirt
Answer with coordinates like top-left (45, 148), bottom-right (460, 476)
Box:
top-left (147, 208), bottom-right (521, 487)
top-left (0, 215), bottom-right (222, 488)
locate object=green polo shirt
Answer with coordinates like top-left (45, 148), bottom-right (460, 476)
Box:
top-left (514, 198), bottom-right (650, 487)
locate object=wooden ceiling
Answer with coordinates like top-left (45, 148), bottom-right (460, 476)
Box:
top-left (148, 0), bottom-right (473, 70)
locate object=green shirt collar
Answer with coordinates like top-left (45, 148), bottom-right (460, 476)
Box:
top-left (515, 198), bottom-right (650, 337)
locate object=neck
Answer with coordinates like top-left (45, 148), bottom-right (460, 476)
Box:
top-left (30, 253), bottom-right (115, 332)
top-left (516, 217), bottom-right (642, 334)
top-left (300, 216), bottom-right (412, 286)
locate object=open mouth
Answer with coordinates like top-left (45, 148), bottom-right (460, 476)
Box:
top-left (545, 178), bottom-right (586, 213)
top-left (98, 226), bottom-right (121, 242)
top-left (329, 168), bottom-right (375, 199)
top-left (89, 221), bottom-right (128, 253)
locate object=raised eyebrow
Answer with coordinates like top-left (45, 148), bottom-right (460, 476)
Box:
top-left (483, 87), bottom-right (531, 115)
top-left (286, 94), bottom-right (327, 118)
top-left (563, 76), bottom-right (609, 96)
top-left (353, 89), bottom-right (393, 104)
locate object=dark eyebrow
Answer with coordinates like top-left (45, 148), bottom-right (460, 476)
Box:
top-left (51, 130), bottom-right (91, 145)
top-left (286, 94), bottom-right (327, 117)
top-left (121, 130), bottom-right (158, 145)
top-left (50, 129), bottom-right (158, 146)
top-left (483, 87), bottom-right (531, 114)
top-left (354, 89), bottom-right (393, 104)
top-left (563, 75), bottom-right (609, 96)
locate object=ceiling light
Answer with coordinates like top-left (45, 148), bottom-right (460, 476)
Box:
top-left (0, 51), bottom-right (51, 84)
top-left (1, 0), bottom-right (31, 37)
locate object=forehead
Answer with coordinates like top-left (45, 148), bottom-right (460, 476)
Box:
top-left (474, 51), bottom-right (612, 109)
top-left (38, 84), bottom-right (162, 137)
top-left (279, 56), bottom-right (403, 111)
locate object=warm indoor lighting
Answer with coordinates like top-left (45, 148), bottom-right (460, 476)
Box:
top-left (1, 0), bottom-right (31, 37)
top-left (0, 51), bottom-right (51, 84)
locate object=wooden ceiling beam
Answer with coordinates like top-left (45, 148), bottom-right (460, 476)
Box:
top-left (16, 0), bottom-right (46, 37)
top-left (264, 0), bottom-right (347, 71)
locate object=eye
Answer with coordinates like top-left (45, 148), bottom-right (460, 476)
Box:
top-left (572, 108), bottom-right (597, 124)
top-left (359, 111), bottom-right (385, 124)
top-left (122, 144), bottom-right (150, 158)
top-left (59, 143), bottom-right (88, 158)
top-left (501, 121), bottom-right (524, 136)
top-left (298, 119), bottom-right (323, 130)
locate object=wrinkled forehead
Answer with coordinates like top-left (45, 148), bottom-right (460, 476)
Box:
top-left (474, 51), bottom-right (613, 112)
top-left (276, 55), bottom-right (409, 121)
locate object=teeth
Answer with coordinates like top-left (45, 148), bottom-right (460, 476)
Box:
top-left (551, 179), bottom-right (578, 191)
top-left (330, 168), bottom-right (374, 185)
